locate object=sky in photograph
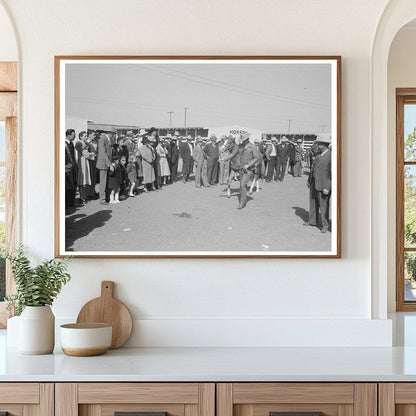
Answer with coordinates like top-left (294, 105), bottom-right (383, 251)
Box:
top-left (65, 61), bottom-right (332, 134)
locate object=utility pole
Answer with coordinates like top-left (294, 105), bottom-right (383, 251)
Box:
top-left (288, 119), bottom-right (293, 134)
top-left (319, 124), bottom-right (327, 132)
top-left (167, 111), bottom-right (174, 129)
top-left (184, 107), bottom-right (189, 136)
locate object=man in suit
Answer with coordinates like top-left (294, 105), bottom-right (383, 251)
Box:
top-left (204, 134), bottom-right (220, 185)
top-left (265, 137), bottom-right (278, 182)
top-left (276, 136), bottom-right (289, 182)
top-left (96, 132), bottom-right (112, 205)
top-left (169, 136), bottom-right (179, 182)
top-left (293, 138), bottom-right (304, 177)
top-left (305, 134), bottom-right (332, 233)
top-left (65, 128), bottom-right (78, 208)
top-left (179, 136), bottom-right (193, 183)
top-left (193, 136), bottom-right (209, 188)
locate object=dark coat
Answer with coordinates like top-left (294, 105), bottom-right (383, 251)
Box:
top-left (96, 135), bottom-right (112, 170)
top-left (309, 149), bottom-right (331, 191)
top-left (65, 141), bottom-right (77, 189)
top-left (276, 143), bottom-right (289, 160)
top-left (203, 142), bottom-right (219, 160)
top-left (179, 141), bottom-right (192, 160)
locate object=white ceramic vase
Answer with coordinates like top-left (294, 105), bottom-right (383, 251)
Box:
top-left (19, 306), bottom-right (55, 354)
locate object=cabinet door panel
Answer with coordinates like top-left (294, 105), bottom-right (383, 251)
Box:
top-left (379, 383), bottom-right (416, 416)
top-left (218, 383), bottom-right (375, 416)
top-left (57, 383), bottom-right (215, 416)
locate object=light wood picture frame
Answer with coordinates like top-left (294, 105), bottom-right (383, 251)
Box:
top-left (55, 56), bottom-right (341, 258)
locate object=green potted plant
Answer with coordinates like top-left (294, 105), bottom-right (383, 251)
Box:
top-left (4, 246), bottom-right (71, 354)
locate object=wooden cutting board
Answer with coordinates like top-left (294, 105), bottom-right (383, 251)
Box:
top-left (76, 281), bottom-right (133, 349)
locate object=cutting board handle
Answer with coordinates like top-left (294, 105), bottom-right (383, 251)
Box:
top-left (101, 281), bottom-right (115, 298)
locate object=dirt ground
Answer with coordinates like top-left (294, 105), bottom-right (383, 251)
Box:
top-left (65, 170), bottom-right (332, 253)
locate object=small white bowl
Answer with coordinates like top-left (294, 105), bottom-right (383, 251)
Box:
top-left (60, 323), bottom-right (112, 356)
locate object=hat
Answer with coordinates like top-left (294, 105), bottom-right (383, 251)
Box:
top-left (149, 127), bottom-right (157, 134)
top-left (196, 137), bottom-right (203, 142)
top-left (138, 128), bottom-right (147, 136)
top-left (297, 138), bottom-right (302, 143)
top-left (166, 133), bottom-right (172, 139)
top-left (171, 137), bottom-right (177, 141)
top-left (265, 140), bottom-right (272, 145)
top-left (227, 134), bottom-right (234, 140)
top-left (174, 130), bottom-right (180, 136)
top-left (210, 134), bottom-right (217, 140)
top-left (316, 133), bottom-right (331, 144)
top-left (281, 136), bottom-right (288, 142)
top-left (221, 135), bottom-right (227, 140)
top-left (126, 131), bottom-right (133, 137)
top-left (240, 132), bottom-right (251, 142)
top-left (111, 154), bottom-right (120, 161)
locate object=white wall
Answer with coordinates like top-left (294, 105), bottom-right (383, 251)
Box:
top-left (0, 2), bottom-right (16, 62)
top-left (387, 26), bottom-right (416, 312)
top-left (0, 0), bottom-right (394, 347)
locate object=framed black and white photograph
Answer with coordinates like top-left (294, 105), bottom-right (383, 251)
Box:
top-left (55, 56), bottom-right (341, 258)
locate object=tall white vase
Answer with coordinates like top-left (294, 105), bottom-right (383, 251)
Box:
top-left (19, 306), bottom-right (55, 354)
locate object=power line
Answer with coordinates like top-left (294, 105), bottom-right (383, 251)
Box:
top-left (167, 111), bottom-right (174, 127)
top-left (146, 64), bottom-right (331, 110)
top-left (133, 64), bottom-right (330, 111)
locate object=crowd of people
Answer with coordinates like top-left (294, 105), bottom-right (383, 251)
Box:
top-left (65, 127), bottom-right (331, 230)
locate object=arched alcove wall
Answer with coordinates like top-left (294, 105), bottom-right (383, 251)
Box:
top-left (386, 21), bottom-right (416, 312)
top-left (372, 0), bottom-right (416, 318)
top-left (0, 1), bottom-right (17, 61)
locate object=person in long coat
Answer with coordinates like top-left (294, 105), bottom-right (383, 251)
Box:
top-left (65, 129), bottom-right (77, 208)
top-left (276, 137), bottom-right (289, 182)
top-left (96, 132), bottom-right (112, 205)
top-left (170, 137), bottom-right (179, 182)
top-left (85, 131), bottom-right (98, 199)
top-left (204, 135), bottom-right (220, 185)
top-left (138, 137), bottom-right (156, 191)
top-left (157, 140), bottom-right (171, 185)
top-left (75, 131), bottom-right (93, 203)
top-left (306, 134), bottom-right (332, 233)
top-left (193, 137), bottom-right (209, 188)
top-left (179, 136), bottom-right (193, 183)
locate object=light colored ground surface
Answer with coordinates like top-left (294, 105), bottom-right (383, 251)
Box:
top-left (65, 171), bottom-right (331, 253)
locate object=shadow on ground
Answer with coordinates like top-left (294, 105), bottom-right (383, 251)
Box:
top-left (65, 210), bottom-right (112, 250)
top-left (292, 206), bottom-right (309, 223)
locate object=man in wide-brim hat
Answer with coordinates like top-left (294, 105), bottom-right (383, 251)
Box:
top-left (305, 133), bottom-right (332, 233)
top-left (222, 132), bottom-right (261, 209)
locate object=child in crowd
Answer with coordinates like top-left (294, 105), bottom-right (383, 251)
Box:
top-left (119, 155), bottom-right (128, 198)
top-left (108, 156), bottom-right (122, 204)
top-left (126, 154), bottom-right (138, 197)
